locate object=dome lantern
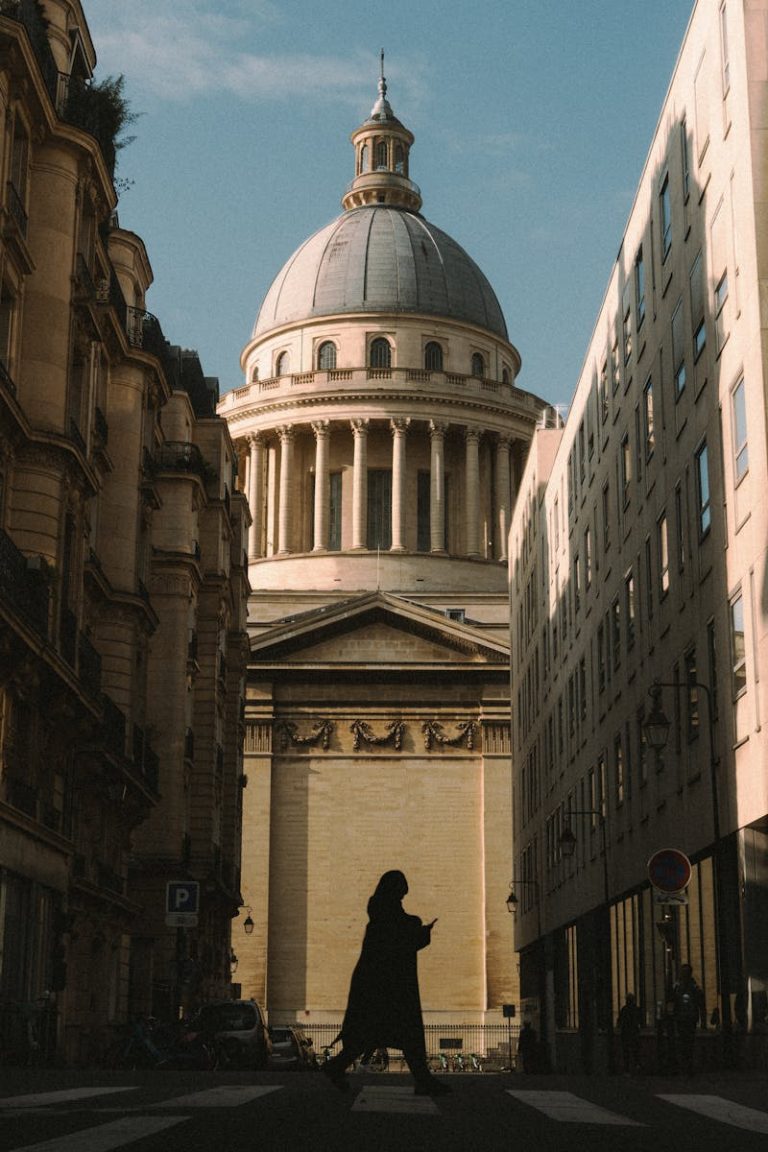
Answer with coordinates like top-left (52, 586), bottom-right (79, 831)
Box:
top-left (341, 53), bottom-right (423, 212)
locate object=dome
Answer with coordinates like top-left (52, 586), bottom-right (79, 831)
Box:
top-left (252, 206), bottom-right (508, 341)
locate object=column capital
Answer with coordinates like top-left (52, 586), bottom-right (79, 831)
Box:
top-left (390, 417), bottom-right (411, 435)
top-left (248, 431), bottom-right (264, 448)
top-left (495, 434), bottom-right (513, 452)
top-left (429, 420), bottom-right (448, 439)
top-left (276, 424), bottom-right (294, 443)
top-left (351, 418), bottom-right (370, 436)
top-left (464, 426), bottom-right (482, 444)
top-left (311, 420), bottom-right (330, 438)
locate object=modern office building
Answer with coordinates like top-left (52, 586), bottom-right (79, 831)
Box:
top-left (219, 73), bottom-right (549, 1030)
top-left (0, 1), bottom-right (249, 1064)
top-left (509, 0), bottom-right (768, 1071)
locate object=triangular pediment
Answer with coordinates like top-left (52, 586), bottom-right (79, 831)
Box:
top-left (248, 592), bottom-right (508, 667)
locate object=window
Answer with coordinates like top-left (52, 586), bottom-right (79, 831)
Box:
top-left (620, 433), bottom-right (631, 507)
top-left (375, 140), bottom-right (388, 169)
top-left (599, 360), bottom-right (609, 423)
top-left (359, 143), bottom-right (369, 173)
top-left (625, 570), bottom-right (636, 650)
top-left (695, 440), bottom-right (711, 536)
top-left (394, 144), bottom-right (405, 174)
top-left (637, 707), bottom-right (649, 787)
top-left (635, 247), bottom-right (646, 328)
top-left (707, 617), bottom-right (719, 722)
top-left (690, 251), bottom-right (706, 361)
top-left (424, 341), bottom-right (443, 371)
top-left (275, 350), bottom-right (290, 376)
top-left (622, 282), bottom-right (632, 365)
top-left (573, 554), bottom-right (581, 616)
top-left (615, 733), bottom-right (625, 805)
top-left (658, 512), bottom-right (670, 596)
top-left (672, 299), bottom-right (687, 398)
top-left (694, 52), bottom-right (711, 162)
top-left (684, 647), bottom-right (700, 741)
top-left (730, 591), bottom-right (746, 697)
top-left (660, 175), bottom-right (672, 260)
top-left (644, 537), bottom-right (654, 619)
top-left (720, 2), bottom-right (731, 96)
top-left (369, 337), bottom-right (391, 369)
top-left (597, 621), bottom-right (606, 694)
top-left (611, 340), bottom-right (620, 392)
top-left (317, 341), bottom-right (337, 370)
top-left (732, 378), bottom-right (748, 481)
top-left (579, 658), bottom-right (587, 722)
top-left (471, 352), bottom-right (485, 378)
top-left (681, 118), bottom-right (691, 201)
top-left (675, 483), bottom-right (686, 571)
top-left (602, 481), bottom-right (610, 552)
top-left (585, 527), bottom-right (593, 590)
top-left (0, 280), bottom-right (18, 378)
top-left (367, 469), bottom-right (392, 550)
top-left (643, 377), bottom-right (655, 460)
top-left (715, 271), bottom-right (729, 352)
top-left (611, 596), bottom-right (621, 671)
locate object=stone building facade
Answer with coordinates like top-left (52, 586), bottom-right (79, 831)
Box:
top-left (219, 73), bottom-right (549, 1030)
top-left (0, 1), bottom-right (248, 1064)
top-left (509, 0), bottom-right (768, 1072)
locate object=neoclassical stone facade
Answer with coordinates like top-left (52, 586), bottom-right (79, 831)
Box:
top-left (219, 72), bottom-right (550, 1027)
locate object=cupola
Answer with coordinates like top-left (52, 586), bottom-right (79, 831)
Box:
top-left (341, 54), bottom-right (423, 212)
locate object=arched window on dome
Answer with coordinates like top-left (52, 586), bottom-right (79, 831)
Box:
top-left (394, 144), bottom-right (405, 174)
top-left (502, 366), bottom-right (510, 385)
top-left (369, 337), bottom-right (392, 370)
top-left (471, 352), bottom-right (485, 379)
top-left (276, 351), bottom-right (290, 377)
top-left (359, 143), bottom-right (369, 174)
top-left (424, 341), bottom-right (443, 371)
top-left (376, 140), bottom-right (388, 170)
top-left (251, 365), bottom-right (259, 383)
top-left (317, 341), bottom-right (337, 371)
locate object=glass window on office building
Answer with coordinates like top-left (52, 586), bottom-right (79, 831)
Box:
top-left (732, 378), bottom-right (748, 482)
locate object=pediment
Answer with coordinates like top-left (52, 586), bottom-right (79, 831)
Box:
top-left (248, 592), bottom-right (508, 666)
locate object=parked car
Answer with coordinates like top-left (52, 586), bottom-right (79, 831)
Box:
top-left (192, 1000), bottom-right (271, 1069)
top-left (268, 1025), bottom-right (318, 1071)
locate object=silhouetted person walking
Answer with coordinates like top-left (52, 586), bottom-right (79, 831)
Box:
top-left (322, 870), bottom-right (449, 1096)
top-left (617, 992), bottom-right (642, 1074)
top-left (672, 963), bottom-right (705, 1074)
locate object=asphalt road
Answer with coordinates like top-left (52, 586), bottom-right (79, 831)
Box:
top-left (1, 1067), bottom-right (767, 1152)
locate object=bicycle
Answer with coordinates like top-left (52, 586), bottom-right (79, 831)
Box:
top-left (470, 1052), bottom-right (483, 1073)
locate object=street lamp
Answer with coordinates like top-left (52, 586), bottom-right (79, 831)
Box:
top-left (241, 907), bottom-right (254, 936)
top-left (642, 678), bottom-right (728, 1030)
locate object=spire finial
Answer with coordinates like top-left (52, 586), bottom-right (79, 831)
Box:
top-left (379, 49), bottom-right (387, 99)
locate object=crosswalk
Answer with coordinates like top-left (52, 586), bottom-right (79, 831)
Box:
top-left (2, 1081), bottom-right (768, 1149)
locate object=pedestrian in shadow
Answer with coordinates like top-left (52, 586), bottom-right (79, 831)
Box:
top-left (617, 992), bottom-right (642, 1074)
top-left (672, 963), bottom-right (705, 1075)
top-left (321, 870), bottom-right (450, 1096)
top-left (517, 1021), bottom-right (537, 1073)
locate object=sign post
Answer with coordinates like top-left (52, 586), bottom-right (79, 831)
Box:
top-left (165, 881), bottom-right (200, 928)
top-left (647, 848), bottom-right (692, 897)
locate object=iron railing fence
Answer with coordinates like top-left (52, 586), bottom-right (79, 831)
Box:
top-left (273, 1020), bottom-right (520, 1066)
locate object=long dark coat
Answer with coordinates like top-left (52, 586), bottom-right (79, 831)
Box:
top-left (340, 890), bottom-right (432, 1057)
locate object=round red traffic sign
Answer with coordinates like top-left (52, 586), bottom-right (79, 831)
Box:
top-left (647, 848), bottom-right (692, 893)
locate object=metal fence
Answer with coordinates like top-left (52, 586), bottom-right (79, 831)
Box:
top-left (278, 1021), bottom-right (520, 1068)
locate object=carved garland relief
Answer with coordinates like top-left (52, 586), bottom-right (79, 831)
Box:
top-left (268, 716), bottom-right (481, 753)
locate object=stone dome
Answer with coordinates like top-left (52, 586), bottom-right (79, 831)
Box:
top-left (252, 206), bottom-right (509, 341)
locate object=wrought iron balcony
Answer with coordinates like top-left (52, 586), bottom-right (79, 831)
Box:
top-left (156, 440), bottom-right (207, 478)
top-left (0, 529), bottom-right (50, 634)
top-left (5, 180), bottom-right (27, 239)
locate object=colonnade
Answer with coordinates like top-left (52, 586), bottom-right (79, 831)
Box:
top-left (241, 418), bottom-right (517, 563)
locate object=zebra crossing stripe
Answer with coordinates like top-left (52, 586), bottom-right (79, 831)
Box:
top-left (149, 1085), bottom-right (281, 1108)
top-left (659, 1094), bottom-right (768, 1134)
top-left (352, 1086), bottom-right (439, 1115)
top-left (7, 1115), bottom-right (185, 1152)
top-left (0, 1088), bottom-right (139, 1109)
top-left (507, 1089), bottom-right (644, 1126)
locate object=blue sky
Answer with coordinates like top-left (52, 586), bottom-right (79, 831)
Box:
top-left (84, 0), bottom-right (695, 409)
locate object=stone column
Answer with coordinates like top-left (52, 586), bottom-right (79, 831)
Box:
top-left (276, 425), bottom-right (294, 555)
top-left (312, 420), bottom-right (330, 552)
top-left (464, 427), bottom-right (481, 557)
top-left (351, 419), bottom-right (369, 550)
top-left (429, 421), bottom-right (448, 554)
top-left (247, 432), bottom-right (264, 561)
top-left (390, 418), bottom-right (409, 552)
top-left (495, 436), bottom-right (512, 562)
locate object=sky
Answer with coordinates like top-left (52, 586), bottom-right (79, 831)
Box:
top-left (83, 0), bottom-right (696, 410)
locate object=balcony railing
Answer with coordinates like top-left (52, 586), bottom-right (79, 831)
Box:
top-left (0, 530), bottom-right (50, 634)
top-left (102, 694), bottom-right (127, 758)
top-left (5, 180), bottom-right (27, 238)
top-left (155, 441), bottom-right (207, 479)
top-left (126, 307), bottom-right (167, 360)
